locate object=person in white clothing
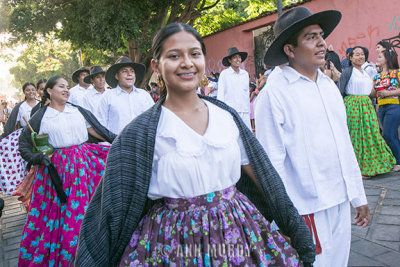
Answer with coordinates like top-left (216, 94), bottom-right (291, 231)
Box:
top-left (82, 65), bottom-right (108, 118)
top-left (217, 47), bottom-right (251, 129)
top-left (69, 67), bottom-right (93, 106)
top-left (96, 56), bottom-right (154, 134)
top-left (255, 7), bottom-right (370, 267)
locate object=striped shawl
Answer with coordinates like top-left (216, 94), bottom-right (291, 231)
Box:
top-left (75, 95), bottom-right (316, 266)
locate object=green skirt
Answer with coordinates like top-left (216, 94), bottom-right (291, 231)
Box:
top-left (344, 95), bottom-right (395, 176)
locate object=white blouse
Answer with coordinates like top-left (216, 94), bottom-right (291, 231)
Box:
top-left (39, 104), bottom-right (89, 148)
top-left (345, 68), bottom-right (373, 96)
top-left (17, 101), bottom-right (39, 127)
top-left (148, 100), bottom-right (249, 200)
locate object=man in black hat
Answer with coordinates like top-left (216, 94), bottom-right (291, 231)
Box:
top-left (82, 65), bottom-right (109, 119)
top-left (254, 6), bottom-right (370, 266)
top-left (217, 47), bottom-right (251, 129)
top-left (96, 56), bottom-right (154, 134)
top-left (69, 67), bottom-right (92, 106)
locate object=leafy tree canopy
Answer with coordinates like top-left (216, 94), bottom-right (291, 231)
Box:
top-left (194, 0), bottom-right (303, 36)
top-left (2, 0), bottom-right (302, 86)
top-left (8, 33), bottom-right (79, 91)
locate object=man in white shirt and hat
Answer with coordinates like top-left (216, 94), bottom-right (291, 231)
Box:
top-left (96, 56), bottom-right (154, 135)
top-left (82, 65), bottom-right (108, 120)
top-left (255, 6), bottom-right (370, 267)
top-left (69, 67), bottom-right (93, 106)
top-left (217, 47), bottom-right (251, 129)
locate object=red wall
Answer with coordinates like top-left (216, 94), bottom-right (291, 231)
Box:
top-left (203, 0), bottom-right (400, 78)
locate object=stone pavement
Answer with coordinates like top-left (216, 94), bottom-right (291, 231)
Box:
top-left (0, 173), bottom-right (400, 266)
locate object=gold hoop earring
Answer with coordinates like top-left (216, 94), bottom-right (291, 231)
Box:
top-left (200, 74), bottom-right (208, 88)
top-left (157, 76), bottom-right (165, 89)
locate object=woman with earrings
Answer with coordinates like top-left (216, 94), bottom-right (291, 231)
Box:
top-left (338, 46), bottom-right (395, 178)
top-left (17, 76), bottom-right (116, 266)
top-left (76, 23), bottom-right (315, 267)
top-left (0, 83), bottom-right (38, 195)
top-left (371, 48), bottom-right (400, 172)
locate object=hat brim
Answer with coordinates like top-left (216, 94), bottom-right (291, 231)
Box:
top-left (264, 10), bottom-right (342, 66)
top-left (105, 62), bottom-right (146, 88)
top-left (72, 69), bottom-right (90, 84)
top-left (83, 71), bottom-right (106, 84)
top-left (222, 52), bottom-right (248, 67)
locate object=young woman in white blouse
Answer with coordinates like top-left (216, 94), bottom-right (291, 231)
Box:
top-left (0, 83), bottom-right (39, 196)
top-left (339, 46), bottom-right (395, 177)
top-left (17, 76), bottom-right (116, 266)
top-left (76, 23), bottom-right (315, 267)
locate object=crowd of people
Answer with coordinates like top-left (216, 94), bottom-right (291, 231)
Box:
top-left (0, 5), bottom-right (397, 267)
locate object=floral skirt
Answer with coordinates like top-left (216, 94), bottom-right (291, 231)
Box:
top-left (119, 186), bottom-right (301, 267)
top-left (18, 143), bottom-right (109, 267)
top-left (0, 129), bottom-right (27, 195)
top-left (345, 95), bottom-right (395, 176)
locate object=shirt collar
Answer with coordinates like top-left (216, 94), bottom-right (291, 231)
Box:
top-left (282, 66), bottom-right (328, 84)
top-left (227, 66), bottom-right (245, 75)
top-left (44, 103), bottom-right (76, 118)
top-left (115, 85), bottom-right (138, 95)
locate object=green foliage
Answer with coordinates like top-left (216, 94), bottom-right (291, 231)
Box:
top-left (194, 0), bottom-right (302, 36)
top-left (8, 34), bottom-right (79, 91)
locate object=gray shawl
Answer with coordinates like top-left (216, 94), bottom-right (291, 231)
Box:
top-left (0, 101), bottom-right (24, 139)
top-left (75, 95), bottom-right (316, 266)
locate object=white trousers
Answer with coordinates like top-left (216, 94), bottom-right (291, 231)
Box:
top-left (313, 201), bottom-right (351, 267)
top-left (238, 112), bottom-right (252, 131)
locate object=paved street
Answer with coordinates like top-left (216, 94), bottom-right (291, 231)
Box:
top-left (1, 173), bottom-right (400, 266)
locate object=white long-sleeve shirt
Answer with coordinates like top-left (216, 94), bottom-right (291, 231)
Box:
top-left (255, 66), bottom-right (367, 215)
top-left (217, 66), bottom-right (250, 113)
top-left (82, 87), bottom-right (109, 120)
top-left (69, 84), bottom-right (93, 107)
top-left (96, 85), bottom-right (154, 134)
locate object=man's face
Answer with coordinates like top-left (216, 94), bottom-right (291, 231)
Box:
top-left (228, 54), bottom-right (242, 68)
top-left (78, 72), bottom-right (89, 85)
top-left (91, 73), bottom-right (105, 90)
top-left (115, 66), bottom-right (136, 89)
top-left (284, 24), bottom-right (327, 72)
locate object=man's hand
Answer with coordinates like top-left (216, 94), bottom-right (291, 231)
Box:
top-left (354, 205), bottom-right (370, 227)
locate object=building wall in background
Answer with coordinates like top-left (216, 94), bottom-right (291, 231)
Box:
top-left (203, 0), bottom-right (400, 79)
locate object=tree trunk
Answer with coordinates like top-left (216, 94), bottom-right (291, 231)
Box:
top-left (128, 39), bottom-right (139, 61)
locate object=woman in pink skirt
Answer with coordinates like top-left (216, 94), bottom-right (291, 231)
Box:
top-left (18, 76), bottom-right (116, 266)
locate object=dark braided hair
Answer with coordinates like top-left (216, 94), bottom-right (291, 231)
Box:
top-left (36, 79), bottom-right (47, 89)
top-left (41, 76), bottom-right (62, 106)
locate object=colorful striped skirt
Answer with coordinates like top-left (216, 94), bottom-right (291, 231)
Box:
top-left (18, 143), bottom-right (109, 266)
top-left (119, 185), bottom-right (301, 266)
top-left (0, 129), bottom-right (27, 195)
top-left (344, 95), bottom-right (395, 176)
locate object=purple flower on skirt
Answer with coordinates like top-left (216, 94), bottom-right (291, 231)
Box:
top-left (129, 230), bottom-right (141, 247)
top-left (225, 230), bottom-right (234, 242)
top-left (222, 188), bottom-right (233, 199)
top-left (231, 255), bottom-right (245, 265)
top-left (171, 239), bottom-right (179, 249)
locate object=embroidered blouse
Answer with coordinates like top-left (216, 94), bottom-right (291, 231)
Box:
top-left (373, 70), bottom-right (400, 105)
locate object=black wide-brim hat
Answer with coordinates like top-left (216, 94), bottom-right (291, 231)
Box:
top-left (264, 7), bottom-right (342, 66)
top-left (83, 65), bottom-right (106, 84)
top-left (105, 56), bottom-right (146, 88)
top-left (222, 47), bottom-right (248, 67)
top-left (72, 67), bottom-right (90, 84)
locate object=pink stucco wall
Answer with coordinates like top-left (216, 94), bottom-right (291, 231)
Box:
top-left (203, 0), bottom-right (400, 78)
